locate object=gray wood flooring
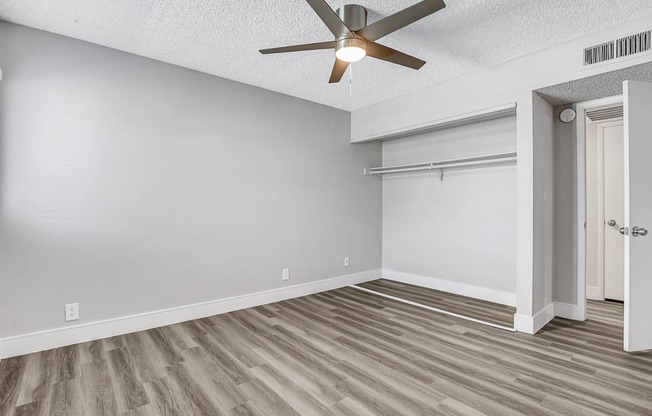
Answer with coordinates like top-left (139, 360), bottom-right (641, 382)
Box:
top-left (1, 282), bottom-right (650, 416)
top-left (356, 279), bottom-right (515, 328)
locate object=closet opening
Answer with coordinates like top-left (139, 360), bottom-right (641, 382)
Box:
top-left (362, 105), bottom-right (518, 330)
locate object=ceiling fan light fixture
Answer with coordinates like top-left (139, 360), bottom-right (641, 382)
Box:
top-left (335, 38), bottom-right (366, 62)
top-left (259, 0), bottom-right (446, 82)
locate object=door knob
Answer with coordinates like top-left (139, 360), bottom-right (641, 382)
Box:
top-left (607, 219), bottom-right (617, 227)
top-left (632, 226), bottom-right (648, 237)
top-left (620, 227), bottom-right (629, 235)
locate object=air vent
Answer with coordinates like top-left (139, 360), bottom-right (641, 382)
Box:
top-left (584, 30), bottom-right (651, 66)
top-left (586, 106), bottom-right (623, 122)
top-left (616, 31), bottom-right (651, 59)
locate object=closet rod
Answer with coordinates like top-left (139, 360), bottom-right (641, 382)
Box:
top-left (364, 152), bottom-right (517, 176)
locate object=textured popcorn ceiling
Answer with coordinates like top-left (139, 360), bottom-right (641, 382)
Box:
top-left (2, 0), bottom-right (652, 111)
top-left (537, 62), bottom-right (652, 106)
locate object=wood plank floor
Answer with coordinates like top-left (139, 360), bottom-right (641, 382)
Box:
top-left (356, 279), bottom-right (516, 328)
top-left (1, 287), bottom-right (651, 415)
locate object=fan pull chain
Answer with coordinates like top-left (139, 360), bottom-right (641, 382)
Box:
top-left (349, 64), bottom-right (353, 97)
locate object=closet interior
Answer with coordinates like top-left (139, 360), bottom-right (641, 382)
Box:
top-left (359, 104), bottom-right (519, 328)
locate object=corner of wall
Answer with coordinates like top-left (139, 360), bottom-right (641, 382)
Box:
top-left (554, 302), bottom-right (586, 321)
top-left (514, 300), bottom-right (586, 334)
top-left (514, 302), bottom-right (555, 334)
top-left (382, 269), bottom-right (517, 307)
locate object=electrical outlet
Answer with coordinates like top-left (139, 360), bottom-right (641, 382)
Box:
top-left (344, 257), bottom-right (350, 267)
top-left (65, 303), bottom-right (79, 322)
top-left (282, 268), bottom-right (290, 281)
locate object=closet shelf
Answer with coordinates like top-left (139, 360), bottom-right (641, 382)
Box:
top-left (364, 152), bottom-right (517, 179)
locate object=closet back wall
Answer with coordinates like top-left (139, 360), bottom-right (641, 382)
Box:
top-left (0, 22), bottom-right (382, 339)
top-left (382, 117), bottom-right (517, 305)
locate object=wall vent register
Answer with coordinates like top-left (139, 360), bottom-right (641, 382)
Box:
top-left (583, 29), bottom-right (651, 66)
top-left (586, 106), bottom-right (624, 122)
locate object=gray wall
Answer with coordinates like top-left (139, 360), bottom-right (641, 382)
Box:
top-left (552, 105), bottom-right (577, 305)
top-left (382, 117), bottom-right (517, 298)
top-left (531, 94), bottom-right (554, 313)
top-left (0, 22), bottom-right (382, 337)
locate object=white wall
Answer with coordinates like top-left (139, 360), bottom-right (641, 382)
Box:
top-left (585, 122), bottom-right (602, 296)
top-left (584, 118), bottom-right (626, 301)
top-left (382, 117), bottom-right (517, 305)
top-left (601, 120), bottom-right (625, 301)
top-left (351, 17), bottom-right (652, 143)
top-left (0, 22), bottom-right (382, 341)
top-left (352, 15), bottom-right (652, 331)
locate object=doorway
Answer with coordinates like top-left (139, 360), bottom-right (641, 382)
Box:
top-left (585, 107), bottom-right (625, 302)
top-left (573, 94), bottom-right (624, 323)
top-left (541, 72), bottom-right (652, 351)
top-left (573, 84), bottom-right (652, 352)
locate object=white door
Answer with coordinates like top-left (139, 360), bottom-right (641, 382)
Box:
top-left (602, 121), bottom-right (625, 301)
top-left (623, 80), bottom-right (652, 352)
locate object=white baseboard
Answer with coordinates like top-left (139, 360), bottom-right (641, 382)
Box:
top-left (0, 269), bottom-right (381, 360)
top-left (554, 302), bottom-right (586, 321)
top-left (514, 302), bottom-right (556, 334)
top-left (586, 286), bottom-right (603, 301)
top-left (381, 269), bottom-right (516, 307)
top-left (513, 302), bottom-right (586, 334)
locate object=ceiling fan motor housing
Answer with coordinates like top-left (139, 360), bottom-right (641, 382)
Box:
top-left (336, 4), bottom-right (368, 33)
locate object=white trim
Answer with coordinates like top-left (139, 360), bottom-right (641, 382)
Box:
top-left (623, 81), bottom-right (632, 352)
top-left (575, 95), bottom-right (624, 323)
top-left (586, 286), bottom-right (603, 301)
top-left (597, 123), bottom-right (606, 301)
top-left (381, 269), bottom-right (516, 307)
top-left (0, 269), bottom-right (381, 359)
top-left (513, 314), bottom-right (534, 334)
top-left (350, 285), bottom-right (515, 332)
top-left (351, 103), bottom-right (517, 143)
top-left (513, 303), bottom-right (556, 334)
top-left (554, 302), bottom-right (587, 321)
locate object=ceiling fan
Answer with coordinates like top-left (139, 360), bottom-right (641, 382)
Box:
top-left (259, 0), bottom-right (446, 83)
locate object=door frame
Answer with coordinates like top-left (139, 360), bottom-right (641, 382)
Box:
top-left (575, 95), bottom-right (623, 320)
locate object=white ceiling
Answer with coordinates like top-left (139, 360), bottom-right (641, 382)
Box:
top-left (537, 61), bottom-right (652, 106)
top-left (2, 0), bottom-right (652, 111)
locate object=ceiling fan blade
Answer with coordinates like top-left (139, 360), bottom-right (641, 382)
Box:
top-left (305, 0), bottom-right (353, 38)
top-left (357, 0), bottom-right (446, 42)
top-left (259, 41), bottom-right (337, 55)
top-left (329, 59), bottom-right (350, 83)
top-left (366, 42), bottom-right (426, 70)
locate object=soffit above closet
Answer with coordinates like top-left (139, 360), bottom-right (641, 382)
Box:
top-left (2, 0), bottom-right (652, 111)
top-left (537, 61), bottom-right (652, 106)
